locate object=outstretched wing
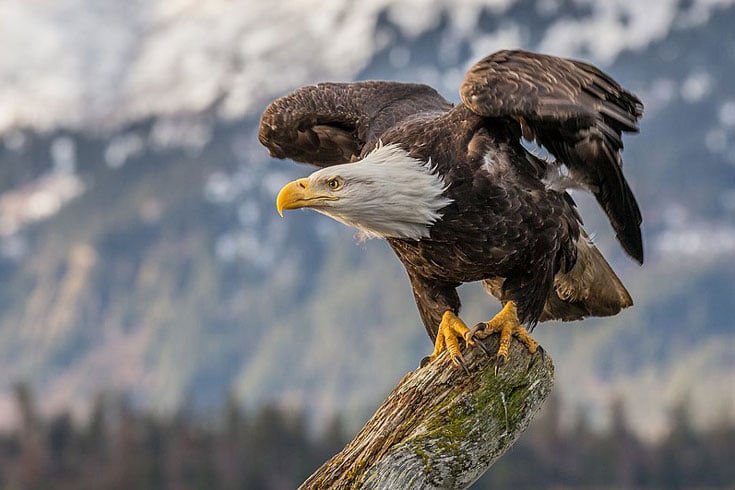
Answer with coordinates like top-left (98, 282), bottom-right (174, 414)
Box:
top-left (461, 50), bottom-right (644, 263)
top-left (259, 81), bottom-right (453, 167)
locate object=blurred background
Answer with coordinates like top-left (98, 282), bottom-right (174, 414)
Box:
top-left (0, 0), bottom-right (734, 488)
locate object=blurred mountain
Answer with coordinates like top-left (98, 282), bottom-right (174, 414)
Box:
top-left (0, 0), bottom-right (734, 437)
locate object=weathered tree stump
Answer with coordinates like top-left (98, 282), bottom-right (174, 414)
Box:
top-left (300, 334), bottom-right (554, 489)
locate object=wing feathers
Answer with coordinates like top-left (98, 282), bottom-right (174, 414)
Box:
top-left (260, 50), bottom-right (643, 261)
top-left (461, 49), bottom-right (644, 263)
top-left (259, 81), bottom-right (452, 168)
top-left (258, 83), bottom-right (366, 167)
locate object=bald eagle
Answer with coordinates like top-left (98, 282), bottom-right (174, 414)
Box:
top-left (259, 50), bottom-right (643, 371)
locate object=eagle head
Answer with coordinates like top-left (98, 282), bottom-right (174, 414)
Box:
top-left (276, 143), bottom-right (452, 240)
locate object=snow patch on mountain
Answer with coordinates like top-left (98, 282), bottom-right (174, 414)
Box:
top-left (0, 137), bottom-right (85, 238)
top-left (1, 0), bottom-right (734, 136)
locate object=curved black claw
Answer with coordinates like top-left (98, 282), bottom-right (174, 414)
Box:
top-left (536, 345), bottom-right (546, 362)
top-left (469, 321), bottom-right (487, 336)
top-left (494, 354), bottom-right (507, 376)
top-left (471, 334), bottom-right (493, 358)
top-left (453, 355), bottom-right (470, 375)
top-left (419, 356), bottom-right (431, 369)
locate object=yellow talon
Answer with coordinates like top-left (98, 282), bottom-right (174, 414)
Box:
top-left (428, 310), bottom-right (471, 371)
top-left (468, 301), bottom-right (540, 370)
top-left (424, 303), bottom-right (540, 373)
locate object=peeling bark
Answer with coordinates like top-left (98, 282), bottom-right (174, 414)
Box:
top-left (300, 334), bottom-right (554, 489)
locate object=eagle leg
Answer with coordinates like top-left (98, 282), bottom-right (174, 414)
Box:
top-left (422, 310), bottom-right (472, 374)
top-left (466, 301), bottom-right (540, 375)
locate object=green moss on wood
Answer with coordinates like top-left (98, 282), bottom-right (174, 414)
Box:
top-left (301, 336), bottom-right (554, 489)
top-left (389, 343), bottom-right (553, 486)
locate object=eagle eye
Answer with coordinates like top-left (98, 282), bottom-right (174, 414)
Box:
top-left (327, 177), bottom-right (343, 190)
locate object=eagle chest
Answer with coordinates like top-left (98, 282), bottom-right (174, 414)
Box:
top-left (388, 228), bottom-right (510, 285)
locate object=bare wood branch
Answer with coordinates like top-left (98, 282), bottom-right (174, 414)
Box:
top-left (300, 334), bottom-right (554, 489)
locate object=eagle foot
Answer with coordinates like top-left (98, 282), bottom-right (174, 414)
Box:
top-left (425, 310), bottom-right (474, 372)
top-left (466, 301), bottom-right (540, 375)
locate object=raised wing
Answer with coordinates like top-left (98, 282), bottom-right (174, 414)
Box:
top-left (461, 50), bottom-right (644, 263)
top-left (259, 81), bottom-right (453, 167)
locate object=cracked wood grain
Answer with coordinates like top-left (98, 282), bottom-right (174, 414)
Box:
top-left (300, 333), bottom-right (554, 489)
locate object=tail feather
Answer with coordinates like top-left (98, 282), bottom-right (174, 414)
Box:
top-left (481, 233), bottom-right (632, 323)
top-left (540, 233), bottom-right (632, 322)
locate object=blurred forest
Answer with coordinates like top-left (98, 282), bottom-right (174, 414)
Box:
top-left (2, 384), bottom-right (733, 490)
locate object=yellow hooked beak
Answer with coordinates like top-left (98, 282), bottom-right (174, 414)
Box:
top-left (276, 178), bottom-right (336, 217)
